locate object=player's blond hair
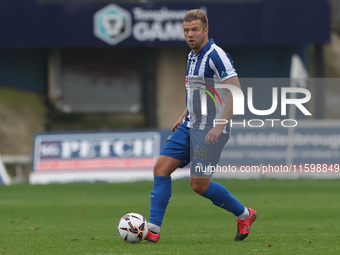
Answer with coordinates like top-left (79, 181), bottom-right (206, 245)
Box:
top-left (183, 9), bottom-right (208, 28)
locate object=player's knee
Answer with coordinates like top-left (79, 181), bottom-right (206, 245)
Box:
top-left (153, 162), bottom-right (164, 176)
top-left (190, 178), bottom-right (209, 195)
top-left (153, 162), bottom-right (171, 177)
top-left (153, 156), bottom-right (181, 177)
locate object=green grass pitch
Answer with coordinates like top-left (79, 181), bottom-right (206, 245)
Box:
top-left (0, 178), bottom-right (339, 255)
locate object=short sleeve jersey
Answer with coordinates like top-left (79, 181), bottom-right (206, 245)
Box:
top-left (184, 39), bottom-right (237, 132)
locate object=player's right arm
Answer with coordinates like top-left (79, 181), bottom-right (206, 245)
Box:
top-left (172, 108), bottom-right (188, 132)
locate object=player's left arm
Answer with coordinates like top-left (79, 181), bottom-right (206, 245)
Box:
top-left (204, 76), bottom-right (241, 145)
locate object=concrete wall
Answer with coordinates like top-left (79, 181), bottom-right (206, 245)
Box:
top-left (323, 32), bottom-right (340, 119)
top-left (156, 47), bottom-right (188, 129)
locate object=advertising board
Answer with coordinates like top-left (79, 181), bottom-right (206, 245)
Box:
top-left (30, 122), bottom-right (340, 184)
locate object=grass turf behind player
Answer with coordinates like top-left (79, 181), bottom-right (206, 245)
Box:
top-left (0, 179), bottom-right (339, 254)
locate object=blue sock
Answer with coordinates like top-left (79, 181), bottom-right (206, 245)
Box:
top-left (202, 181), bottom-right (245, 216)
top-left (149, 175), bottom-right (172, 227)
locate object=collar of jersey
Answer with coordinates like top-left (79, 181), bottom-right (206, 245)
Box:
top-left (192, 38), bottom-right (214, 57)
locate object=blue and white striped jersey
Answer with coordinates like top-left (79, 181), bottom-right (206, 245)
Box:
top-left (184, 39), bottom-right (237, 132)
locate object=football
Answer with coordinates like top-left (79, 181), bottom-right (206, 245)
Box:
top-left (117, 213), bottom-right (148, 243)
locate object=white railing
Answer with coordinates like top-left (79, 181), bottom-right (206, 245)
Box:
top-left (0, 155), bottom-right (31, 183)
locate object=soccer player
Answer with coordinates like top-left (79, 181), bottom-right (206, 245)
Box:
top-left (145, 9), bottom-right (257, 243)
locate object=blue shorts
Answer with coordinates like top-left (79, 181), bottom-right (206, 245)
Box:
top-left (160, 123), bottom-right (229, 176)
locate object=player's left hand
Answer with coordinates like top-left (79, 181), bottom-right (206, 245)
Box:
top-left (204, 125), bottom-right (224, 145)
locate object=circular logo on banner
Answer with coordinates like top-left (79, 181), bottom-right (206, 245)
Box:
top-left (94, 4), bottom-right (132, 45)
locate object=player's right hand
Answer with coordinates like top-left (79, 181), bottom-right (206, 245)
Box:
top-left (172, 120), bottom-right (182, 132)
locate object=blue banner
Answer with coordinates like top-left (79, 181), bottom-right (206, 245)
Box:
top-left (0, 1), bottom-right (330, 48)
top-left (220, 126), bottom-right (340, 166)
